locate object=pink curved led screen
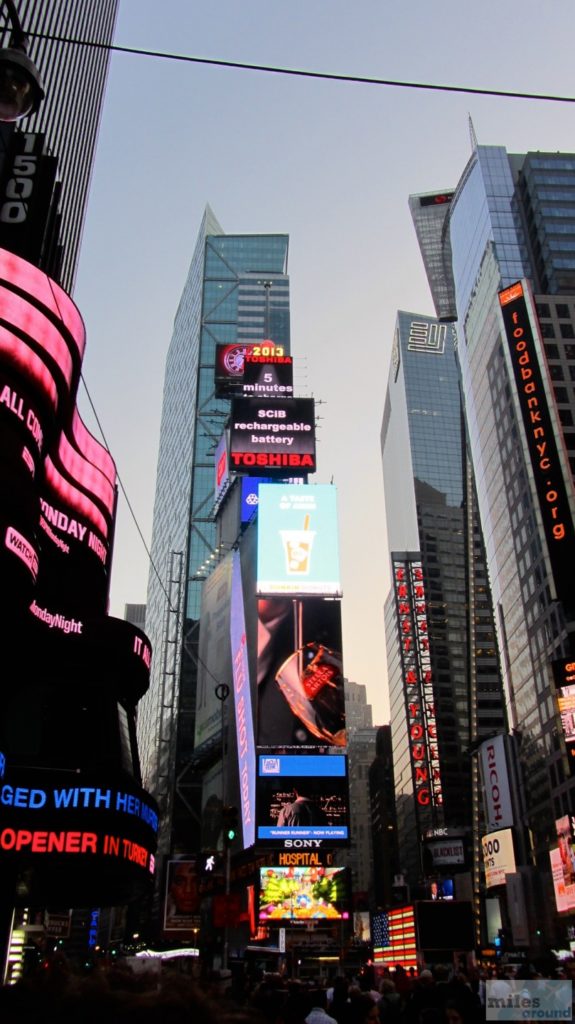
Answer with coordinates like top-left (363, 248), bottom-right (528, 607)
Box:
top-left (0, 248), bottom-right (85, 362)
top-left (71, 409), bottom-right (116, 487)
top-left (44, 457), bottom-right (110, 542)
top-left (57, 432), bottom-right (116, 520)
top-left (0, 285), bottom-right (74, 391)
top-left (0, 324), bottom-right (58, 411)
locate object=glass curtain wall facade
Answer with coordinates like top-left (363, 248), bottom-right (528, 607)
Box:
top-left (138, 208), bottom-right (290, 862)
top-left (0, 0), bottom-right (119, 291)
top-left (381, 311), bottom-right (505, 893)
top-left (411, 145), bottom-right (575, 942)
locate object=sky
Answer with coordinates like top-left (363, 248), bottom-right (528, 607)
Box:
top-left (72, 0), bottom-right (575, 725)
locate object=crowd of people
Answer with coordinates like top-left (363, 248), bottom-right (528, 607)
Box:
top-left (0, 954), bottom-right (572, 1024)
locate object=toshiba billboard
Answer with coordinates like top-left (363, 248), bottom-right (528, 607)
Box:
top-left (478, 734), bottom-right (514, 831)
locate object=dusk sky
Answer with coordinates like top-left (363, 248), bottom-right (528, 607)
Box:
top-left (72, 0), bottom-right (575, 724)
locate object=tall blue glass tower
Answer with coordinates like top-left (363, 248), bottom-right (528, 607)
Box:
top-left (138, 208), bottom-right (290, 867)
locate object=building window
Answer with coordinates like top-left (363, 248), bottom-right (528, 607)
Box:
top-left (560, 323), bottom-right (575, 339)
top-left (556, 304), bottom-right (570, 318)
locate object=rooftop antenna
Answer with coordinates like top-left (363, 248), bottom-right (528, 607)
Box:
top-left (468, 114), bottom-right (478, 153)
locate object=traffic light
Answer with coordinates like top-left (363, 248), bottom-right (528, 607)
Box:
top-left (222, 805), bottom-right (239, 846)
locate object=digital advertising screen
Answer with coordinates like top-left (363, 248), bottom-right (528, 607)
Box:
top-left (215, 343), bottom-right (255, 397)
top-left (164, 859), bottom-right (200, 931)
top-left (482, 829), bottom-right (516, 888)
top-left (229, 398), bottom-right (316, 476)
top-left (499, 281), bottom-right (575, 615)
top-left (257, 484), bottom-right (342, 597)
top-left (256, 597), bottom-right (346, 749)
top-left (214, 432), bottom-right (230, 509)
top-left (256, 771), bottom-right (349, 844)
top-left (415, 901), bottom-right (474, 951)
top-left (195, 556), bottom-right (232, 749)
top-left (372, 906), bottom-right (417, 970)
top-left (242, 354), bottom-right (293, 399)
top-left (258, 865), bottom-right (348, 922)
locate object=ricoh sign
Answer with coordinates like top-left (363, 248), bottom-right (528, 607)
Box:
top-left (478, 735), bottom-right (514, 831)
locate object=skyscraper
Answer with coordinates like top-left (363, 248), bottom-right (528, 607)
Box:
top-left (138, 208), bottom-right (290, 867)
top-left (412, 144), bottom-right (575, 942)
top-left (0, 0), bottom-right (118, 290)
top-left (381, 310), bottom-right (505, 900)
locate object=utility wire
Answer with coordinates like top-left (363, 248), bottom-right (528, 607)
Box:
top-left (25, 30), bottom-right (575, 106)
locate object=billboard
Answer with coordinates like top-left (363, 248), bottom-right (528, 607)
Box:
top-left (257, 484), bottom-right (342, 597)
top-left (499, 281), bottom-right (575, 615)
top-left (230, 551), bottom-right (256, 848)
top-left (195, 555), bottom-right (232, 748)
top-left (372, 906), bottom-right (417, 970)
top-left (215, 341), bottom-right (291, 398)
top-left (477, 734), bottom-right (514, 831)
top-left (415, 901), bottom-right (474, 951)
top-left (550, 847), bottom-right (575, 914)
top-left (164, 859), bottom-right (200, 931)
top-left (229, 397), bottom-right (316, 476)
top-left (258, 865), bottom-right (348, 922)
top-left (256, 596), bottom-right (346, 748)
top-left (256, 770), bottom-right (349, 844)
top-left (392, 557), bottom-right (443, 813)
top-left (482, 829), bottom-right (516, 888)
top-left (214, 432), bottom-right (230, 509)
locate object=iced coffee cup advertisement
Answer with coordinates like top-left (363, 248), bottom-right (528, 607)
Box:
top-left (257, 483), bottom-right (342, 596)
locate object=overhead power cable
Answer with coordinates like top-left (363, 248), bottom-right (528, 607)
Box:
top-left (26, 30), bottom-right (575, 105)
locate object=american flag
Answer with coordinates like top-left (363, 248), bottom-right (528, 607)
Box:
top-left (372, 906), bottom-right (417, 969)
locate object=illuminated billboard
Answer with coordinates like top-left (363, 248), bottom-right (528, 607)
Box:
top-left (258, 865), bottom-right (348, 922)
top-left (229, 397), bottom-right (316, 476)
top-left (215, 341), bottom-right (291, 398)
top-left (257, 483), bottom-right (342, 597)
top-left (552, 815), bottom-right (575, 913)
top-left (482, 829), bottom-right (516, 888)
top-left (256, 770), bottom-right (349, 844)
top-left (555, 660), bottom-right (575, 767)
top-left (195, 556), bottom-right (233, 749)
top-left (230, 551), bottom-right (256, 848)
top-left (392, 556), bottom-right (443, 816)
top-left (164, 859), bottom-right (200, 931)
top-left (372, 906), bottom-right (417, 969)
top-left (499, 281), bottom-right (575, 615)
top-left (256, 596), bottom-right (346, 749)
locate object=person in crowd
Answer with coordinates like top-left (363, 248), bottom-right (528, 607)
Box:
top-left (305, 988), bottom-right (339, 1024)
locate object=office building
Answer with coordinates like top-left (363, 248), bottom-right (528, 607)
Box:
top-left (138, 208), bottom-right (290, 869)
top-left (340, 682), bottom-right (376, 905)
top-left (411, 144), bottom-right (575, 942)
top-left (0, 0), bottom-right (118, 290)
top-left (381, 310), bottom-right (505, 899)
top-left (369, 725), bottom-right (400, 909)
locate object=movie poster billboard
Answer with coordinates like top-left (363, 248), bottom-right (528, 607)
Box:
top-left (256, 596), bottom-right (345, 748)
top-left (257, 484), bottom-right (342, 597)
top-left (229, 398), bottom-right (316, 476)
top-left (164, 859), bottom-right (200, 931)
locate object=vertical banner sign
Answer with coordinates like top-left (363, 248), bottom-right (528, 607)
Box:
top-left (231, 551), bottom-right (256, 848)
top-left (477, 734), bottom-right (514, 831)
top-left (393, 556), bottom-right (443, 817)
top-left (499, 281), bottom-right (575, 615)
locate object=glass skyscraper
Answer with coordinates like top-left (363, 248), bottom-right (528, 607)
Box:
top-left (382, 311), bottom-right (505, 902)
top-left (412, 145), bottom-right (575, 943)
top-left (0, 0), bottom-right (118, 291)
top-left (138, 207), bottom-right (290, 864)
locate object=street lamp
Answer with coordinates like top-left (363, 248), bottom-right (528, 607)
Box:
top-left (0, 0), bottom-right (43, 121)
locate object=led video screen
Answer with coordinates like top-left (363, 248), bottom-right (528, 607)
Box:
top-left (256, 597), bottom-right (345, 749)
top-left (257, 484), bottom-right (342, 597)
top-left (256, 771), bottom-right (349, 844)
top-left (258, 865), bottom-right (348, 922)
